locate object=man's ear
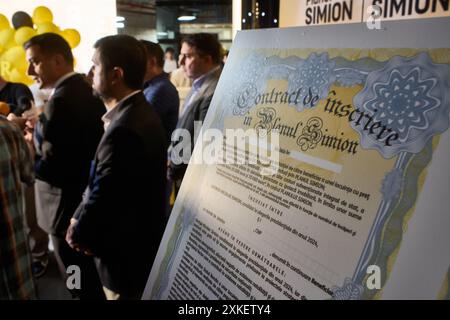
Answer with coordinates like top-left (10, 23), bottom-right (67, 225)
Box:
top-left (111, 67), bottom-right (125, 85)
top-left (202, 54), bottom-right (214, 67)
top-left (53, 53), bottom-right (66, 67)
top-left (147, 56), bottom-right (157, 69)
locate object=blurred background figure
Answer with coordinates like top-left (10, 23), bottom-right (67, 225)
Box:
top-left (163, 47), bottom-right (177, 74)
top-left (0, 116), bottom-right (37, 300)
top-left (0, 75), bottom-right (34, 116)
top-left (0, 75), bottom-right (49, 280)
top-left (170, 52), bottom-right (193, 115)
top-left (141, 40), bottom-right (180, 218)
top-left (222, 49), bottom-right (229, 65)
top-left (141, 40), bottom-right (179, 145)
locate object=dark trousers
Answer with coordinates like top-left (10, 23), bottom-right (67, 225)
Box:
top-left (51, 235), bottom-right (105, 300)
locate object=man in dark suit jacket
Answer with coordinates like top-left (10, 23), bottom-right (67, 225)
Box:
top-left (168, 33), bottom-right (222, 192)
top-left (24, 33), bottom-right (106, 299)
top-left (66, 35), bottom-right (168, 300)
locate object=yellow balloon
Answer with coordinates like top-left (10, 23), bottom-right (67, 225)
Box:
top-left (8, 68), bottom-right (23, 83)
top-left (33, 6), bottom-right (53, 24)
top-left (61, 29), bottom-right (80, 48)
top-left (1, 46), bottom-right (26, 69)
top-left (0, 58), bottom-right (12, 80)
top-left (0, 28), bottom-right (16, 49)
top-left (36, 22), bottom-right (59, 35)
top-left (15, 57), bottom-right (28, 74)
top-left (0, 14), bottom-right (10, 30)
top-left (20, 75), bottom-right (34, 86)
top-left (14, 26), bottom-right (37, 46)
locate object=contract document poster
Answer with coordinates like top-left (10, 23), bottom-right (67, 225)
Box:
top-left (143, 18), bottom-right (450, 300)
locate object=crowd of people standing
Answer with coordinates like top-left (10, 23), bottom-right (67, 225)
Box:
top-left (0, 31), bottom-right (224, 300)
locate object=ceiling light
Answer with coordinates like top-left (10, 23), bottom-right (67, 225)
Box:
top-left (116, 16), bottom-right (125, 22)
top-left (178, 15), bottom-right (196, 22)
top-left (116, 22), bottom-right (125, 28)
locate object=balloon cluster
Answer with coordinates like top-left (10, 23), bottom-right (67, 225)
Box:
top-left (0, 6), bottom-right (81, 85)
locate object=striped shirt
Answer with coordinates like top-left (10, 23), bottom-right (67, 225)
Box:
top-left (0, 116), bottom-right (36, 300)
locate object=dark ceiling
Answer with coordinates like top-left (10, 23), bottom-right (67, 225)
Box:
top-left (117, 0), bottom-right (232, 24)
top-left (117, 0), bottom-right (233, 48)
top-left (155, 0), bottom-right (231, 4)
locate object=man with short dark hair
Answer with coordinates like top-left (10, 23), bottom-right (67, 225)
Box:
top-left (66, 35), bottom-right (168, 300)
top-left (168, 33), bottom-right (222, 192)
top-left (140, 40), bottom-right (179, 145)
top-left (24, 33), bottom-right (106, 299)
top-left (0, 75), bottom-right (34, 116)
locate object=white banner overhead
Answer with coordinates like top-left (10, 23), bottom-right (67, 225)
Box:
top-left (295, 0), bottom-right (450, 27)
top-left (301, 0), bottom-right (363, 26)
top-left (363, 0), bottom-right (450, 22)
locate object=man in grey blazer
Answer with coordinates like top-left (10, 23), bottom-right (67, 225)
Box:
top-left (168, 33), bottom-right (222, 194)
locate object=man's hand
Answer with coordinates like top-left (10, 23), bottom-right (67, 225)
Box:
top-left (66, 218), bottom-right (94, 256)
top-left (65, 218), bottom-right (78, 248)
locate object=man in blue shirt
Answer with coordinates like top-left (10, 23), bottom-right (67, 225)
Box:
top-left (141, 40), bottom-right (179, 144)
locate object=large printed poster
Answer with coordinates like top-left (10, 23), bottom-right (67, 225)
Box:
top-left (143, 18), bottom-right (450, 300)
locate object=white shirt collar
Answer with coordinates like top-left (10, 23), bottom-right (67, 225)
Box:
top-left (51, 72), bottom-right (78, 95)
top-left (101, 90), bottom-right (141, 130)
top-left (192, 65), bottom-right (220, 90)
